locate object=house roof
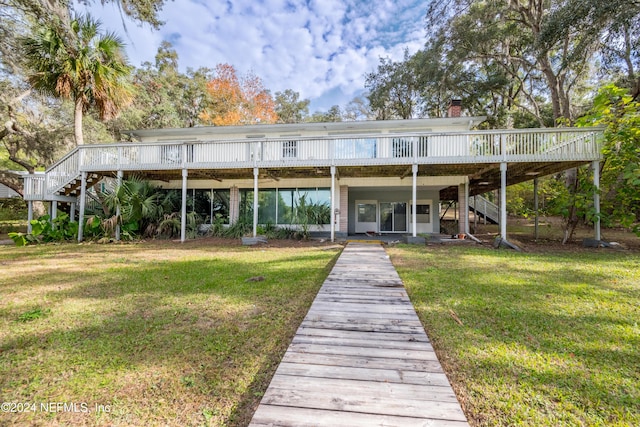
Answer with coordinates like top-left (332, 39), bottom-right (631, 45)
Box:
top-left (123, 117), bottom-right (487, 141)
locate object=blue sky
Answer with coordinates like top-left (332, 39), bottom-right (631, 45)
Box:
top-left (81, 0), bottom-right (427, 112)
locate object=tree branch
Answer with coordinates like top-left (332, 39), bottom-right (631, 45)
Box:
top-left (0, 170), bottom-right (24, 196)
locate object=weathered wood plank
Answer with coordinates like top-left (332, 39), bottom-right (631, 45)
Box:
top-left (280, 351), bottom-right (445, 372)
top-left (297, 319), bottom-right (426, 334)
top-left (275, 362), bottom-right (451, 386)
top-left (309, 301), bottom-right (417, 313)
top-left (251, 405), bottom-right (470, 427)
top-left (320, 281), bottom-right (404, 289)
top-left (295, 326), bottom-right (430, 342)
top-left (260, 386), bottom-right (467, 421)
top-left (265, 375), bottom-right (460, 403)
top-left (291, 335), bottom-right (435, 352)
top-left (316, 290), bottom-right (408, 304)
top-left (314, 296), bottom-right (406, 302)
top-left (301, 312), bottom-right (425, 328)
top-left (286, 342), bottom-right (440, 361)
top-left (304, 310), bottom-right (421, 321)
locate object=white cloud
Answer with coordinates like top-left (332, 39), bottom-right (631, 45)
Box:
top-left (81, 0), bottom-right (426, 112)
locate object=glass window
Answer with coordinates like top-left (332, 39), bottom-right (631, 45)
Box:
top-left (416, 204), bottom-right (431, 223)
top-left (335, 138), bottom-right (377, 159)
top-left (258, 189), bottom-right (277, 224)
top-left (239, 190), bottom-right (254, 223)
top-left (314, 188), bottom-right (330, 206)
top-left (295, 188), bottom-right (331, 225)
top-left (416, 204), bottom-right (430, 215)
top-left (357, 203), bottom-right (377, 223)
top-left (240, 188), bottom-right (331, 225)
top-left (277, 188), bottom-right (295, 224)
top-left (194, 189), bottom-right (230, 224)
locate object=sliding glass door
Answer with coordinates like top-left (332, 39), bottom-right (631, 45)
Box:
top-left (380, 202), bottom-right (407, 232)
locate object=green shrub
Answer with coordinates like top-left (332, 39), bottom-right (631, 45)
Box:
top-left (8, 213), bottom-right (78, 245)
top-left (0, 198), bottom-right (27, 220)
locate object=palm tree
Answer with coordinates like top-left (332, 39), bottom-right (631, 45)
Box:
top-left (21, 14), bottom-right (133, 145)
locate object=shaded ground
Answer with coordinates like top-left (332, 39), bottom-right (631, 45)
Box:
top-left (467, 216), bottom-right (640, 252)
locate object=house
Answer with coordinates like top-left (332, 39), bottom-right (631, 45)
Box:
top-left (22, 110), bottom-right (604, 244)
top-left (0, 183), bottom-right (20, 199)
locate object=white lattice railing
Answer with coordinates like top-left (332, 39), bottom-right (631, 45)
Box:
top-left (23, 127), bottom-right (603, 201)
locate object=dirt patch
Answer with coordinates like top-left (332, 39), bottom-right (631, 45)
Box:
top-left (470, 216), bottom-right (640, 253)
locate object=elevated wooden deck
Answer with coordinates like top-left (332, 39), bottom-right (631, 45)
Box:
top-left (249, 243), bottom-right (469, 426)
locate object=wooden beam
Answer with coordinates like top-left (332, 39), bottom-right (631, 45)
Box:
top-left (265, 170), bottom-right (280, 181)
top-left (399, 167), bottom-right (413, 180)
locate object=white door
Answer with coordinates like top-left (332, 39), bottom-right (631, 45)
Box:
top-left (355, 201), bottom-right (377, 233)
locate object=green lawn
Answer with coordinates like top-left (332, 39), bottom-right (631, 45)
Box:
top-left (389, 245), bottom-right (640, 427)
top-left (3, 239), bottom-right (638, 426)
top-left (0, 240), bottom-right (340, 426)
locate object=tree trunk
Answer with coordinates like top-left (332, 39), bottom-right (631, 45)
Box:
top-left (74, 96), bottom-right (84, 145)
top-left (0, 171), bottom-right (24, 196)
top-left (561, 167), bottom-right (580, 244)
top-left (29, 201), bottom-right (47, 217)
top-left (539, 56), bottom-right (563, 122)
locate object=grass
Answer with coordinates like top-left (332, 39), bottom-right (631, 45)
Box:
top-left (389, 244), bottom-right (640, 426)
top-left (3, 234), bottom-right (638, 426)
top-left (0, 219), bottom-right (26, 239)
top-left (0, 240), bottom-right (341, 426)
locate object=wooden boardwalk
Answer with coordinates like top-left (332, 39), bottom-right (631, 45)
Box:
top-left (249, 243), bottom-right (469, 427)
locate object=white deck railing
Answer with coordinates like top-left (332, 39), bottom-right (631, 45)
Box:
top-left (23, 128), bottom-right (603, 200)
top-left (469, 195), bottom-right (500, 224)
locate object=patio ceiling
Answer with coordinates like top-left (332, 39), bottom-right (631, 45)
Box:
top-left (95, 159), bottom-right (592, 201)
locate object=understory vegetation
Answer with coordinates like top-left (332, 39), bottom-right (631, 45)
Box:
top-left (7, 177), bottom-right (331, 245)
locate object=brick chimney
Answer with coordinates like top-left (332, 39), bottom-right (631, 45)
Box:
top-left (447, 99), bottom-right (462, 118)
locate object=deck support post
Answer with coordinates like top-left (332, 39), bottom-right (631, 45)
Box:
top-left (27, 201), bottom-right (33, 234)
top-left (77, 172), bottom-right (87, 242)
top-left (500, 162), bottom-right (507, 240)
top-left (50, 201), bottom-right (57, 229)
top-left (457, 182), bottom-right (468, 235)
top-left (534, 177), bottom-right (539, 241)
top-left (115, 170), bottom-right (123, 241)
top-left (253, 167), bottom-right (259, 238)
top-left (181, 169), bottom-right (188, 243)
top-left (330, 166), bottom-right (336, 242)
top-left (412, 164), bottom-right (418, 237)
top-left (70, 202), bottom-right (76, 223)
top-left (229, 186), bottom-right (240, 224)
top-left (593, 160), bottom-right (601, 241)
top-left (465, 179), bottom-right (470, 234)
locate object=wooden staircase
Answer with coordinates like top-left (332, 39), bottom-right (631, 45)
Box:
top-left (468, 195), bottom-right (499, 224)
top-left (57, 173), bottom-right (102, 197)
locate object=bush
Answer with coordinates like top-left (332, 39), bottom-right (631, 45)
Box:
top-left (0, 198), bottom-right (27, 220)
top-left (8, 213), bottom-right (78, 246)
top-left (222, 218), bottom-right (252, 238)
